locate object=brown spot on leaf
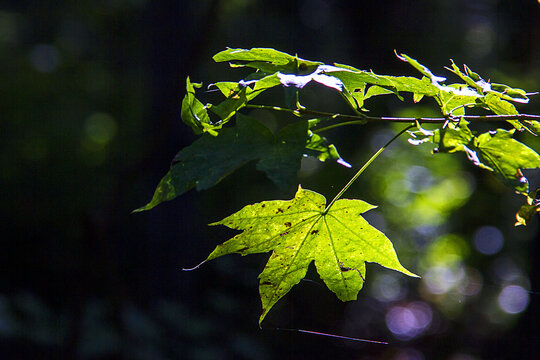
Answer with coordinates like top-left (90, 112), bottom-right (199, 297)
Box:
top-left (284, 222), bottom-right (292, 227)
top-left (311, 230), bottom-right (319, 235)
top-left (276, 208), bottom-right (284, 214)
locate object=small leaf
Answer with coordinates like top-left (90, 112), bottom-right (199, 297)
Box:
top-left (395, 52), bottom-right (446, 84)
top-left (474, 129), bottom-right (540, 193)
top-left (482, 93), bottom-right (524, 131)
top-left (446, 60), bottom-right (484, 93)
top-left (208, 74), bottom-right (282, 122)
top-left (410, 121), bottom-right (474, 154)
top-left (434, 84), bottom-right (480, 115)
top-left (136, 115), bottom-right (308, 211)
top-left (364, 85), bottom-right (397, 100)
top-left (305, 131), bottom-right (351, 167)
top-left (515, 188), bottom-right (540, 226)
top-left (206, 186), bottom-right (417, 324)
top-left (341, 85), bottom-right (365, 112)
top-left (523, 120), bottom-right (540, 135)
top-left (181, 77), bottom-right (220, 135)
top-left (213, 47), bottom-right (321, 74)
top-left (329, 65), bottom-right (439, 100)
top-left (413, 93), bottom-right (425, 103)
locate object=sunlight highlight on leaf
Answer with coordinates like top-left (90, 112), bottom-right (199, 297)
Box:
top-left (206, 186), bottom-right (417, 324)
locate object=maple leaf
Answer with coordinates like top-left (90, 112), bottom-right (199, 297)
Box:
top-left (135, 115), bottom-right (307, 211)
top-left (204, 186), bottom-right (417, 324)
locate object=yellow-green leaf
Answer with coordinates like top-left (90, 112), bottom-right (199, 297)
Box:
top-left (206, 186), bottom-right (417, 324)
top-left (474, 129), bottom-right (540, 194)
top-left (515, 188), bottom-right (540, 226)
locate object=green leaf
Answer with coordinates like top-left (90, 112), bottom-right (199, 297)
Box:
top-left (408, 121), bottom-right (474, 154)
top-left (410, 124), bottom-right (540, 193)
top-left (305, 130), bottom-right (351, 167)
top-left (474, 129), bottom-right (540, 193)
top-left (395, 52), bottom-right (447, 85)
top-left (515, 188), bottom-right (540, 226)
top-left (523, 120), bottom-right (540, 135)
top-left (206, 186), bottom-right (417, 324)
top-left (436, 122), bottom-right (475, 153)
top-left (213, 47), bottom-right (322, 74)
top-left (341, 83), bottom-right (365, 112)
top-left (482, 93), bottom-right (524, 131)
top-left (136, 115), bottom-right (308, 211)
top-left (446, 60), bottom-right (484, 93)
top-left (329, 65), bottom-right (439, 100)
top-left (364, 85), bottom-right (396, 100)
top-left (208, 74), bottom-right (282, 122)
top-left (181, 77), bottom-right (220, 135)
top-left (434, 84), bottom-right (480, 115)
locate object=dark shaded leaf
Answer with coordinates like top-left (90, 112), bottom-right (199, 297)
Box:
top-left (136, 115), bottom-right (308, 211)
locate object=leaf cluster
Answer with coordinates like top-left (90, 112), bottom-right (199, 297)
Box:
top-left (137, 48), bottom-right (540, 323)
top-left (138, 48), bottom-right (539, 212)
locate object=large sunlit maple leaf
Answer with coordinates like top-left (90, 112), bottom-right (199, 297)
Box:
top-left (204, 186), bottom-right (417, 324)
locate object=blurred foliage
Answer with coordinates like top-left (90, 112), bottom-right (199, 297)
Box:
top-left (1, 1), bottom-right (540, 359)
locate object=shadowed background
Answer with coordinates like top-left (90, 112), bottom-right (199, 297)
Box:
top-left (1, 0), bottom-right (539, 359)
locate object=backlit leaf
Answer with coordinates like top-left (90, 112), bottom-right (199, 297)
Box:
top-left (434, 84), bottom-right (480, 116)
top-left (206, 186), bottom-right (417, 324)
top-left (474, 129), bottom-right (540, 193)
top-left (408, 121), bottom-right (474, 154)
top-left (482, 93), bottom-right (524, 131)
top-left (515, 188), bottom-right (540, 226)
top-left (208, 74), bottom-right (282, 122)
top-left (409, 124), bottom-right (540, 192)
top-left (181, 77), bottom-right (219, 135)
top-left (213, 47), bottom-right (322, 74)
top-left (396, 52), bottom-right (447, 84)
top-left (305, 130), bottom-right (351, 167)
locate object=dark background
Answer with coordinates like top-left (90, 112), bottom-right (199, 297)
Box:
top-left (1, 1), bottom-right (540, 359)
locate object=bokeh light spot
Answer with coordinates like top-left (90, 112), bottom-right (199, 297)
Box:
top-left (406, 166), bottom-right (433, 193)
top-left (473, 226), bottom-right (503, 255)
top-left (423, 265), bottom-right (464, 295)
top-left (465, 22), bottom-right (494, 58)
top-left (371, 273), bottom-right (407, 302)
top-left (85, 112), bottom-right (118, 145)
top-left (386, 302), bottom-right (432, 340)
top-left (29, 44), bottom-right (60, 73)
top-left (498, 285), bottom-right (529, 314)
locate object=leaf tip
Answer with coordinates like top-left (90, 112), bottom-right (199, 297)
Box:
top-left (394, 49), bottom-right (404, 60)
top-left (131, 203), bottom-right (153, 213)
top-left (258, 309), bottom-right (269, 327)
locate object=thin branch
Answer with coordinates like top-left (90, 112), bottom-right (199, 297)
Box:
top-left (244, 104), bottom-right (540, 125)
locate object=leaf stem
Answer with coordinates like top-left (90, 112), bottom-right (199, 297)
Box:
top-left (323, 124), bottom-right (415, 214)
